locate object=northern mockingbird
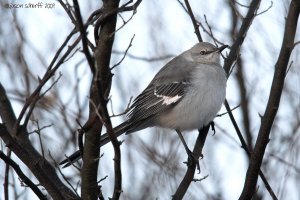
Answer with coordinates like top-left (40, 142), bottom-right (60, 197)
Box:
top-left (60, 42), bottom-right (228, 168)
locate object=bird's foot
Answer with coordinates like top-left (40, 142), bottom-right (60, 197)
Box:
top-left (183, 149), bottom-right (202, 174)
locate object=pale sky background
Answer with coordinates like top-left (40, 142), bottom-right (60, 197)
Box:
top-left (0, 0), bottom-right (299, 199)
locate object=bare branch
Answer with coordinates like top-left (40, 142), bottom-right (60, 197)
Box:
top-left (15, 34), bottom-right (81, 132)
top-left (224, 100), bottom-right (278, 200)
top-left (94, 0), bottom-right (143, 42)
top-left (177, 0), bottom-right (224, 45)
top-left (216, 104), bottom-right (240, 117)
top-left (193, 174), bottom-right (209, 182)
top-left (4, 149), bottom-right (11, 200)
top-left (285, 60), bottom-right (293, 76)
top-left (23, 73), bottom-right (62, 128)
top-left (183, 0), bottom-right (203, 42)
top-left (239, 1), bottom-right (300, 199)
top-left (294, 40), bottom-right (300, 47)
top-left (28, 123), bottom-right (54, 135)
top-left (109, 11), bottom-right (136, 38)
top-left (173, 125), bottom-right (210, 199)
top-left (49, 151), bottom-right (80, 198)
top-left (111, 34), bottom-right (135, 70)
top-left (203, 15), bottom-right (227, 47)
top-left (110, 96), bottom-right (133, 118)
top-left (58, 0), bottom-right (77, 25)
top-left (0, 84), bottom-right (79, 199)
top-left (233, 0), bottom-right (250, 8)
top-left (223, 0), bottom-right (262, 75)
top-left (0, 151), bottom-right (47, 200)
top-left (256, 1), bottom-right (273, 16)
top-left (73, 0), bottom-right (95, 73)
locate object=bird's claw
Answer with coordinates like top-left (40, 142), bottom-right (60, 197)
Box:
top-left (183, 149), bottom-right (201, 174)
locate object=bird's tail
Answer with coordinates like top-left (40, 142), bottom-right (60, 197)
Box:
top-left (59, 121), bottom-right (130, 168)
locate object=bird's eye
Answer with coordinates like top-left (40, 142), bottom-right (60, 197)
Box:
top-left (199, 50), bottom-right (206, 55)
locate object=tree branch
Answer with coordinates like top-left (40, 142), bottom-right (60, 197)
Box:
top-left (0, 84), bottom-right (79, 200)
top-left (4, 149), bottom-right (11, 200)
top-left (73, 0), bottom-right (95, 73)
top-left (172, 125), bottom-right (210, 199)
top-left (80, 0), bottom-right (126, 199)
top-left (93, 0), bottom-right (123, 198)
top-left (94, 0), bottom-right (142, 43)
top-left (183, 0), bottom-right (203, 42)
top-left (223, 0), bottom-right (261, 74)
top-left (225, 100), bottom-right (277, 200)
top-left (239, 1), bottom-right (300, 199)
top-left (0, 151), bottom-right (47, 200)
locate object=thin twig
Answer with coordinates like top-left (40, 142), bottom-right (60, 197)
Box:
top-left (230, 0), bottom-right (245, 19)
top-left (97, 175), bottom-right (108, 183)
top-left (233, 0), bottom-right (250, 8)
top-left (177, 0), bottom-right (224, 45)
top-left (15, 0), bottom-right (109, 131)
top-left (239, 1), bottom-right (299, 198)
top-left (64, 47), bottom-right (81, 63)
top-left (285, 61), bottom-right (293, 76)
top-left (217, 104), bottom-right (240, 117)
top-left (293, 40), bottom-right (300, 48)
top-left (28, 123), bottom-right (53, 134)
top-left (183, 0), bottom-right (202, 42)
top-left (111, 34), bottom-right (135, 70)
top-left (94, 0), bottom-right (142, 43)
top-left (58, 0), bottom-right (77, 25)
top-left (256, 1), bottom-right (273, 16)
top-left (193, 174), bottom-right (209, 182)
top-left (15, 32), bottom-right (81, 132)
top-left (4, 149), bottom-right (11, 200)
top-left (203, 15), bottom-right (227, 47)
top-left (35, 121), bottom-right (45, 159)
top-left (225, 100), bottom-right (278, 200)
top-left (73, 0), bottom-right (95, 73)
top-left (23, 73), bottom-right (62, 127)
top-left (0, 151), bottom-right (47, 199)
top-left (109, 11), bottom-right (136, 38)
top-left (269, 153), bottom-right (300, 173)
top-left (48, 151), bottom-right (80, 197)
top-left (110, 96), bottom-right (133, 118)
top-left (223, 0), bottom-right (261, 74)
top-left (86, 8), bottom-right (103, 23)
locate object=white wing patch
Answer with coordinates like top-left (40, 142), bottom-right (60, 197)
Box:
top-left (153, 85), bottom-right (183, 105)
top-left (145, 93), bottom-right (182, 109)
top-left (128, 81), bottom-right (187, 121)
top-left (158, 94), bottom-right (182, 105)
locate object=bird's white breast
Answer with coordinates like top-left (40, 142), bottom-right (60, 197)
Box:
top-left (157, 64), bottom-right (227, 131)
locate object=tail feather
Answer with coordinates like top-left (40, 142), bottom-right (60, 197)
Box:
top-left (59, 121), bottom-right (130, 168)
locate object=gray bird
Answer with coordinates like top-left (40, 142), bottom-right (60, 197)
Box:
top-left (60, 42), bottom-right (228, 168)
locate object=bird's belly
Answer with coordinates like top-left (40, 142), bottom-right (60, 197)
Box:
top-left (157, 74), bottom-right (226, 131)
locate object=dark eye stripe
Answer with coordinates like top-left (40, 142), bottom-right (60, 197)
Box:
top-left (200, 50), bottom-right (216, 55)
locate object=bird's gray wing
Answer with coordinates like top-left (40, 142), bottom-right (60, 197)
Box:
top-left (150, 54), bottom-right (195, 84)
top-left (125, 55), bottom-right (197, 132)
top-left (126, 81), bottom-right (191, 132)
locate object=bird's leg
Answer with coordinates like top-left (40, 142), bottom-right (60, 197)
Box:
top-left (175, 129), bottom-right (200, 172)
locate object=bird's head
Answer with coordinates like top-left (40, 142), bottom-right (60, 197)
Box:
top-left (184, 42), bottom-right (228, 64)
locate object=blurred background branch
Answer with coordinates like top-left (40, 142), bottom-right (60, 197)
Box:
top-left (0, 0), bottom-right (299, 199)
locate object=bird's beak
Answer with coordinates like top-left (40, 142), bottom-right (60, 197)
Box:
top-left (217, 45), bottom-right (228, 52)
